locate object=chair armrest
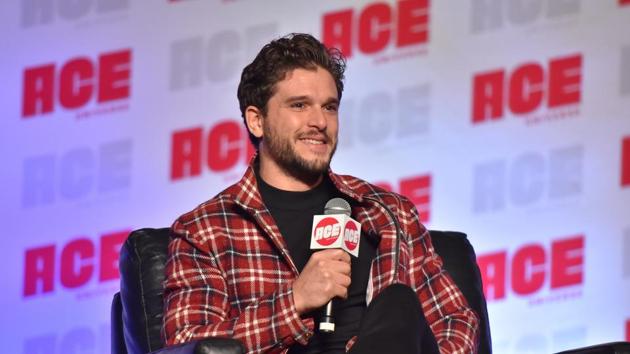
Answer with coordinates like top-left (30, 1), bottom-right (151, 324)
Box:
top-left (150, 338), bottom-right (245, 354)
top-left (554, 341), bottom-right (630, 354)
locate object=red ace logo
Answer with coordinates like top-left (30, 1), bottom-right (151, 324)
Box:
top-left (477, 235), bottom-right (584, 302)
top-left (472, 53), bottom-right (582, 124)
top-left (621, 0), bottom-right (630, 5)
top-left (22, 49), bottom-right (132, 118)
top-left (343, 221), bottom-right (359, 251)
top-left (622, 137), bottom-right (630, 187)
top-left (170, 120), bottom-right (255, 181)
top-left (322, 0), bottom-right (429, 58)
top-left (23, 229), bottom-right (129, 297)
top-left (626, 319), bottom-right (630, 341)
top-left (313, 217), bottom-right (342, 246)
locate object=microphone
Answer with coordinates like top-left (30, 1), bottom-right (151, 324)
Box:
top-left (310, 198), bottom-right (360, 333)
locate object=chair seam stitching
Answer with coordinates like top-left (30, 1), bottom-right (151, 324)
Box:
top-left (134, 237), bottom-right (154, 351)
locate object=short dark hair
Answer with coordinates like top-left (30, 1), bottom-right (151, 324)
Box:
top-left (237, 33), bottom-right (346, 149)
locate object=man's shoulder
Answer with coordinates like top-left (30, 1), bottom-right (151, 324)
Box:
top-left (332, 172), bottom-right (414, 210)
top-left (173, 182), bottom-right (243, 231)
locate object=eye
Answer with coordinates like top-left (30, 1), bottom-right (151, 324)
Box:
top-left (290, 102), bottom-right (306, 109)
top-left (324, 103), bottom-right (339, 112)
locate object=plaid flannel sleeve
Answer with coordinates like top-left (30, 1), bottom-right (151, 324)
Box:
top-left (401, 199), bottom-right (480, 354)
top-left (162, 222), bottom-right (314, 353)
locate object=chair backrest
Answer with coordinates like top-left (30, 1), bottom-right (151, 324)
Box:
top-left (112, 228), bottom-right (492, 354)
top-left (115, 228), bottom-right (171, 354)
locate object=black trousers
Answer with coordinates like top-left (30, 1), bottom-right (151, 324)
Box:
top-left (348, 284), bottom-right (439, 354)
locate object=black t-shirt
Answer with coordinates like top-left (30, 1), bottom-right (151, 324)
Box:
top-left (256, 171), bottom-right (377, 354)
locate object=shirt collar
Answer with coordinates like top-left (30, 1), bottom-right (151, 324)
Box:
top-left (231, 154), bottom-right (366, 214)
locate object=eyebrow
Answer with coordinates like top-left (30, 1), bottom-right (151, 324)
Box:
top-left (285, 95), bottom-right (339, 104)
top-left (284, 95), bottom-right (339, 106)
top-left (285, 95), bottom-right (311, 103)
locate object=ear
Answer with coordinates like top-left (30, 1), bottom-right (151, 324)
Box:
top-left (245, 106), bottom-right (264, 140)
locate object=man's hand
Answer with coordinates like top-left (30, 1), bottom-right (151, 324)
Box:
top-left (292, 249), bottom-right (351, 315)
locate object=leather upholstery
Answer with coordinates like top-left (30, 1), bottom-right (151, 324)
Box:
top-left (112, 292), bottom-right (127, 354)
top-left (554, 342), bottom-right (630, 354)
top-left (151, 338), bottom-right (250, 354)
top-left (115, 228), bottom-right (245, 354)
top-left (119, 228), bottom-right (172, 354)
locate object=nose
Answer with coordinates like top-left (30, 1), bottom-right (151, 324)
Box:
top-left (308, 107), bottom-right (327, 130)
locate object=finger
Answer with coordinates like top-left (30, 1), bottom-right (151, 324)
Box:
top-left (319, 248), bottom-right (345, 259)
top-left (333, 284), bottom-right (349, 299)
top-left (327, 250), bottom-right (350, 263)
top-left (334, 273), bottom-right (351, 288)
top-left (328, 261), bottom-right (351, 275)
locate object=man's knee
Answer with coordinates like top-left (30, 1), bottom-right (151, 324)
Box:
top-left (373, 283), bottom-right (420, 310)
top-left (366, 284), bottom-right (424, 330)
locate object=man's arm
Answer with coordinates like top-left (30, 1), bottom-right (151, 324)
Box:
top-left (162, 222), bottom-right (313, 353)
top-left (400, 198), bottom-right (479, 354)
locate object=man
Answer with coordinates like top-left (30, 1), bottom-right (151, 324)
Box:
top-left (163, 33), bottom-right (479, 354)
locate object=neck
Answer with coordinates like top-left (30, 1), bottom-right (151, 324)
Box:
top-left (258, 153), bottom-right (324, 192)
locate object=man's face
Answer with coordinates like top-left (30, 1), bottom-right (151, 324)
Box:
top-left (259, 66), bottom-right (339, 179)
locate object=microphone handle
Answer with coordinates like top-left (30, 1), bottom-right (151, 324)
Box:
top-left (319, 300), bottom-right (335, 332)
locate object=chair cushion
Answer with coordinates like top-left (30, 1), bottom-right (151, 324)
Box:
top-left (120, 228), bottom-right (172, 354)
top-left (152, 338), bottom-right (246, 354)
top-left (554, 341), bottom-right (630, 354)
top-left (430, 230), bottom-right (492, 354)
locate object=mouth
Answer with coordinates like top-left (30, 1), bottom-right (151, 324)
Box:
top-left (298, 134), bottom-right (330, 153)
top-left (300, 138), bottom-right (326, 145)
top-left (298, 133), bottom-right (328, 145)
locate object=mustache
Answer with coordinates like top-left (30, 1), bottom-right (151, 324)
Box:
top-left (297, 130), bottom-right (331, 142)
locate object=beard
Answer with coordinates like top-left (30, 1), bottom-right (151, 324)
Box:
top-left (262, 123), bottom-right (337, 183)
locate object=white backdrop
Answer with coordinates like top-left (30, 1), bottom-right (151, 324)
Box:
top-left (1, 1), bottom-right (629, 353)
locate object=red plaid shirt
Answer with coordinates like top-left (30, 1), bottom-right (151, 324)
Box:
top-left (163, 163), bottom-right (479, 353)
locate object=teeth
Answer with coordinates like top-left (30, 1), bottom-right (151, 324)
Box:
top-left (302, 139), bottom-right (324, 145)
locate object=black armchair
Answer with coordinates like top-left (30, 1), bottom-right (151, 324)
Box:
top-left (112, 228), bottom-right (245, 354)
top-left (110, 228), bottom-right (628, 354)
